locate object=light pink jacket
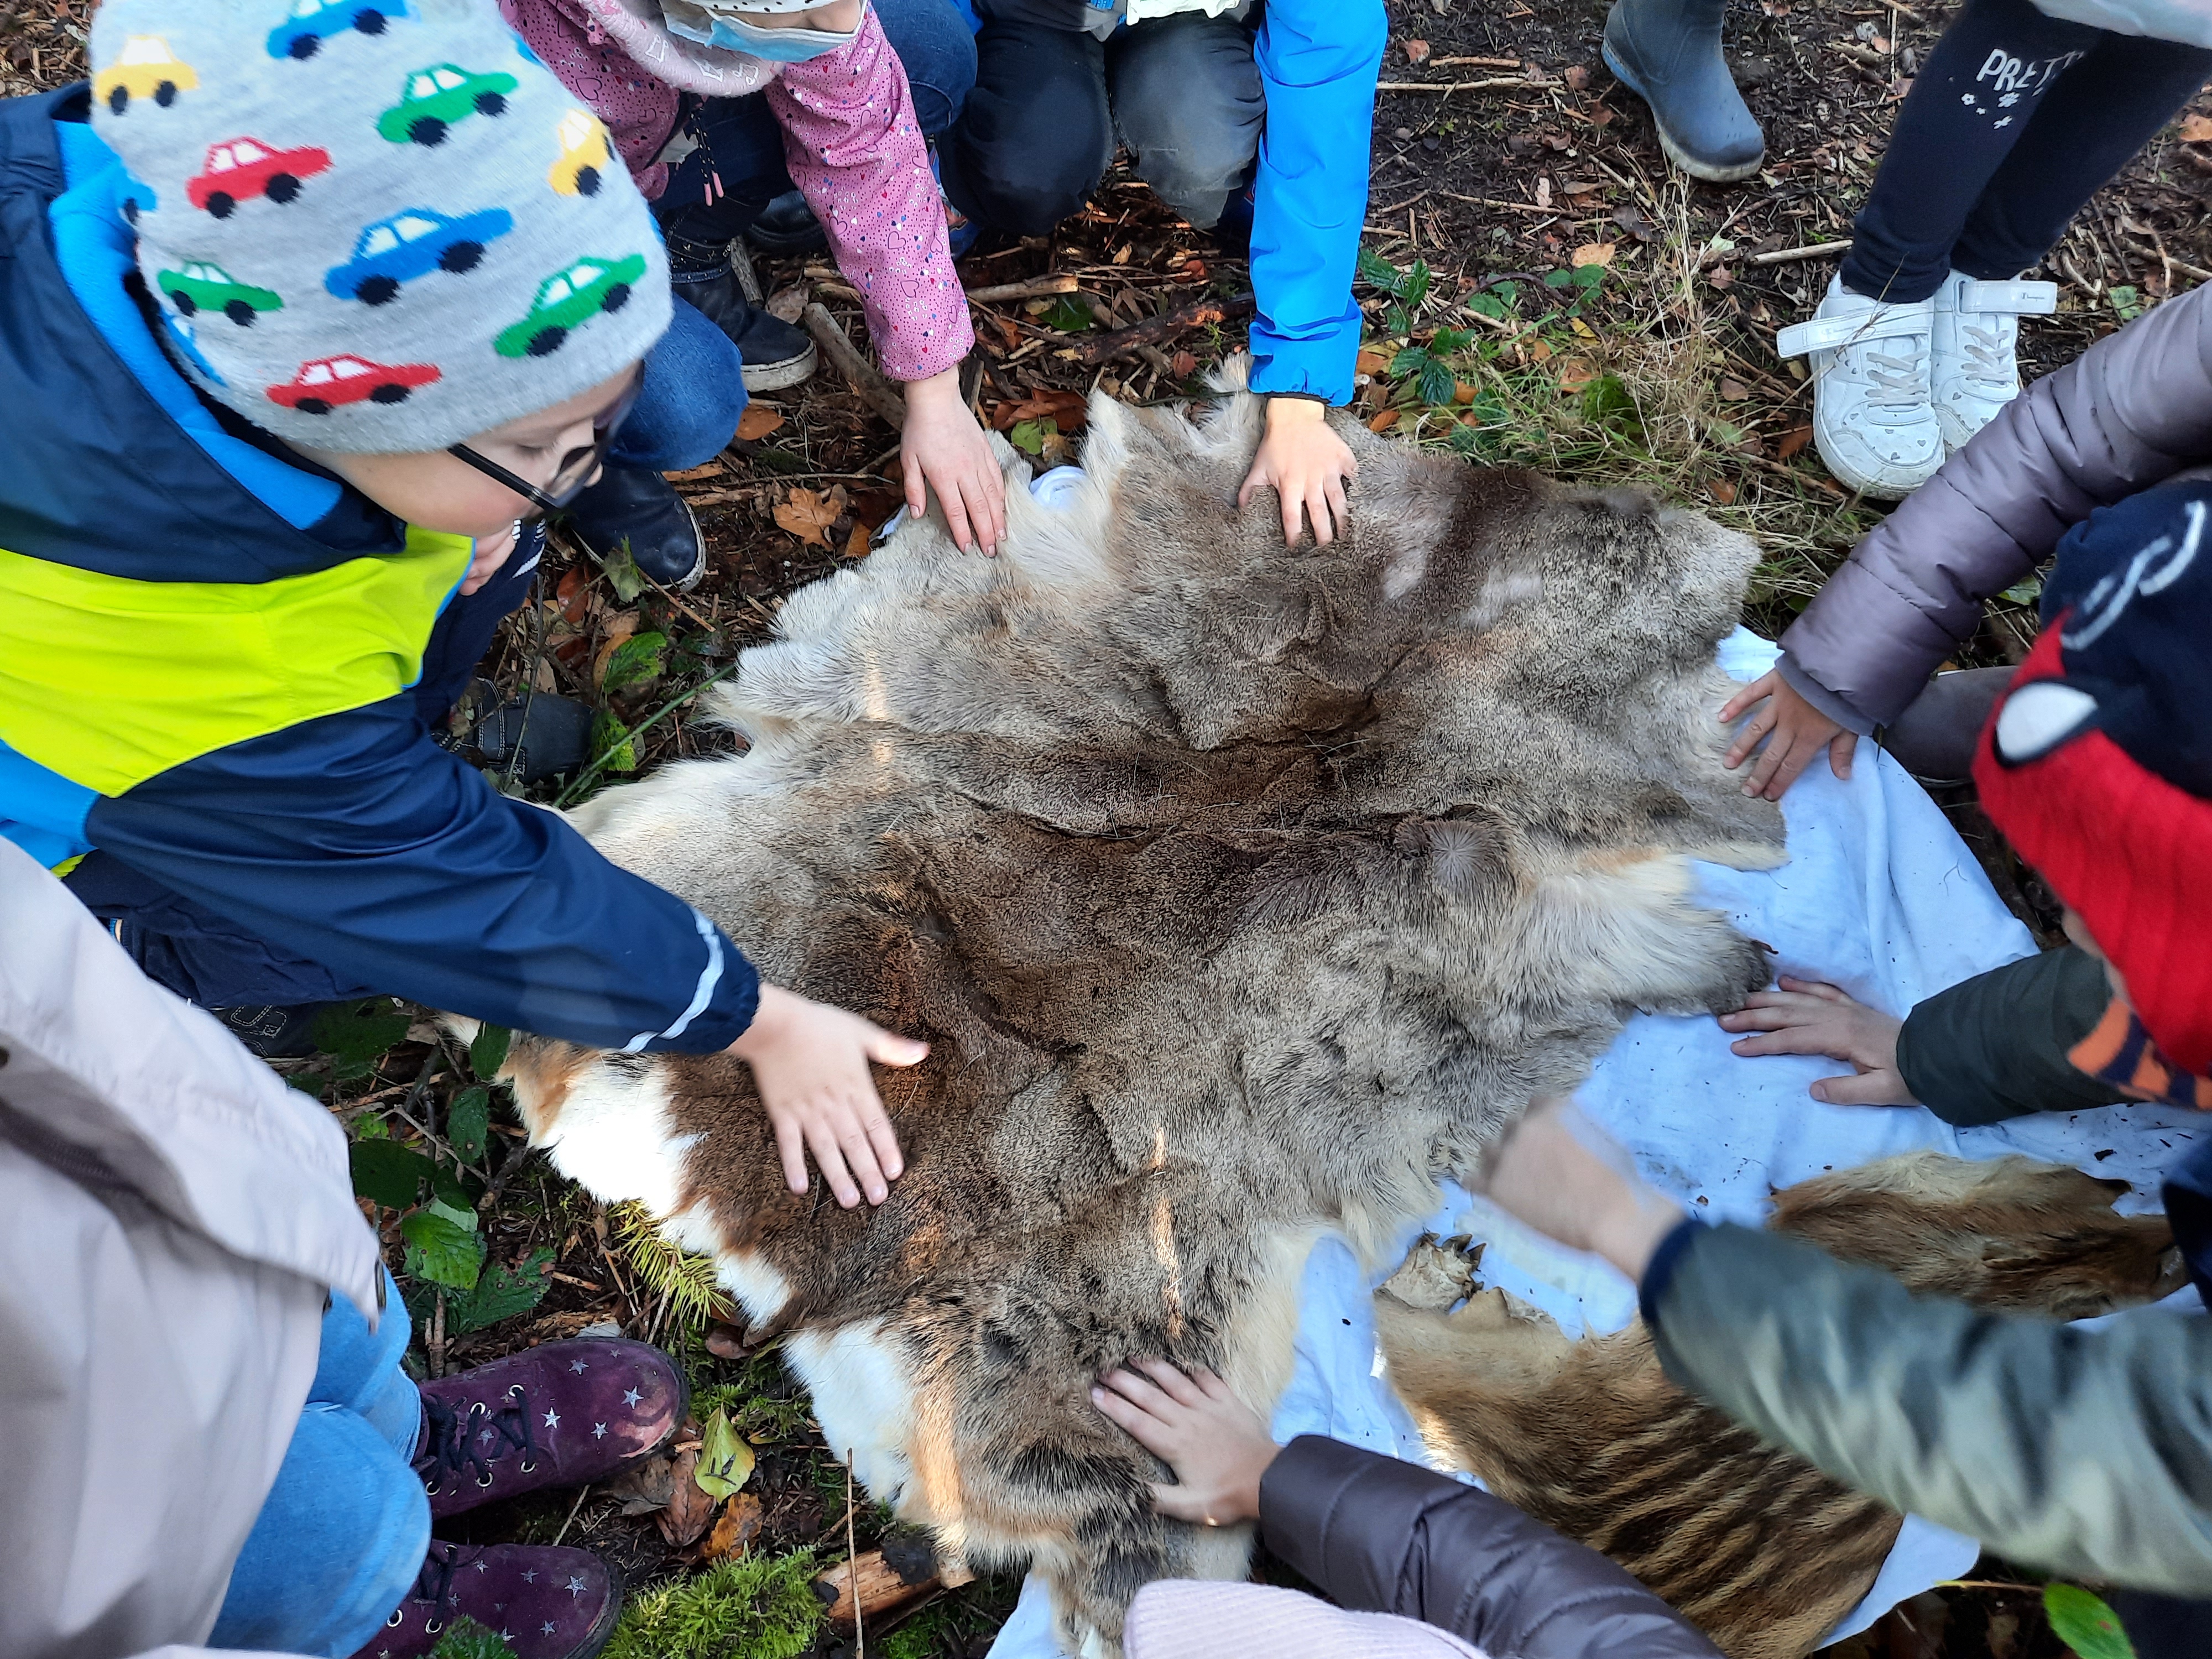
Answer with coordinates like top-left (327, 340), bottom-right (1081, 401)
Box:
top-left (500, 0), bottom-right (973, 383)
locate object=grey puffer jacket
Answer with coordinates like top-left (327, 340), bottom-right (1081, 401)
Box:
top-left (2031, 0), bottom-right (2212, 46)
top-left (1778, 279), bottom-right (2212, 733)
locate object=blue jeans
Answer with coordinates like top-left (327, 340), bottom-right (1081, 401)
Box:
top-left (655, 0), bottom-right (979, 267)
top-left (940, 11), bottom-right (1261, 237)
top-left (612, 290), bottom-right (749, 472)
top-left (209, 1274), bottom-right (429, 1658)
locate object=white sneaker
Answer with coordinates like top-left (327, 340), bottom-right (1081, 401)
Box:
top-left (1929, 270), bottom-right (2056, 453)
top-left (1776, 276), bottom-right (1943, 501)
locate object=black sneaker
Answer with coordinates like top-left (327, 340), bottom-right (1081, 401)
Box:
top-left (215, 1003), bottom-right (325, 1060)
top-left (674, 270), bottom-right (818, 393)
top-left (469, 692), bottom-right (597, 783)
top-left (745, 186), bottom-right (827, 257)
top-left (566, 465), bottom-right (707, 592)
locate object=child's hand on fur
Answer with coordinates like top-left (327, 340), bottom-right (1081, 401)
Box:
top-left (1721, 670), bottom-right (1857, 800)
top-left (1091, 1360), bottom-right (1278, 1527)
top-left (902, 368), bottom-right (1007, 556)
top-left (1240, 396), bottom-right (1357, 548)
top-left (727, 983), bottom-right (927, 1207)
top-left (1718, 977), bottom-right (1918, 1106)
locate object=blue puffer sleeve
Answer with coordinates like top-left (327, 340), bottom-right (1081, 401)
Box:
top-left (1245, 0), bottom-right (1385, 405)
top-left (84, 698), bottom-right (759, 1054)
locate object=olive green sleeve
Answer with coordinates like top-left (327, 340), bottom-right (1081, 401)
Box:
top-left (1647, 1224), bottom-right (2212, 1595)
top-left (1894, 947), bottom-right (2122, 1126)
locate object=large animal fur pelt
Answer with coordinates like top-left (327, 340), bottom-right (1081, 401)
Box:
top-left (491, 382), bottom-right (1799, 1653)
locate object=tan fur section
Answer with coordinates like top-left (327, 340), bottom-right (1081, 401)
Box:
top-left (1380, 1151), bottom-right (2182, 1659)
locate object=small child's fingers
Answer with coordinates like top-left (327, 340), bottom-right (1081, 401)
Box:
top-left (1809, 1070), bottom-right (1912, 1107)
top-left (772, 1115), bottom-right (811, 1197)
top-left (1134, 1358), bottom-right (1207, 1407)
top-left (1323, 475), bottom-right (1351, 541)
top-left (1724, 706), bottom-right (1774, 769)
top-left (1719, 671), bottom-right (1776, 725)
top-left (1192, 1368), bottom-right (1235, 1404)
top-left (1280, 482), bottom-right (1306, 547)
top-left (834, 1108), bottom-right (889, 1206)
top-left (940, 482), bottom-right (976, 554)
top-left (901, 452), bottom-right (928, 524)
top-left (1730, 1028), bottom-right (1845, 1058)
top-left (1306, 481), bottom-right (1335, 548)
top-left (1776, 977), bottom-right (1854, 1003)
top-left (805, 1119), bottom-right (863, 1208)
top-left (1099, 1365), bottom-right (1176, 1418)
top-left (1830, 731), bottom-right (1858, 781)
top-left (1744, 729), bottom-right (1807, 797)
top-left (863, 1104), bottom-right (904, 1185)
top-left (1091, 1386), bottom-right (1173, 1457)
top-left (1718, 997), bottom-right (1820, 1030)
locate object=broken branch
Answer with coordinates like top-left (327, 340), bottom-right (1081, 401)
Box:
top-left (966, 274), bottom-right (1082, 304)
top-left (1066, 291), bottom-right (1256, 366)
top-left (1749, 239), bottom-right (1854, 267)
top-left (802, 302), bottom-right (909, 427)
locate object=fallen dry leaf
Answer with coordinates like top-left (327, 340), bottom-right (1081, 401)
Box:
top-left (990, 388), bottom-right (1089, 434)
top-left (1571, 242), bottom-right (1616, 268)
top-left (774, 485), bottom-right (847, 549)
top-left (697, 1493), bottom-right (766, 1564)
top-left (1527, 337), bottom-right (1554, 363)
top-left (842, 521), bottom-right (870, 559)
top-left (1586, 101), bottom-right (1615, 127)
top-left (556, 566), bottom-right (591, 626)
top-left (736, 405), bottom-right (786, 441)
top-left (1176, 256), bottom-right (1208, 284)
top-left (1710, 479), bottom-right (1740, 506)
top-left (1563, 63), bottom-right (1590, 89)
top-left (1171, 349), bottom-right (1197, 379)
top-left (663, 462), bottom-right (721, 483)
top-left (1717, 376), bottom-right (1751, 401)
top-left (2183, 114), bottom-right (2212, 143)
top-left (1533, 177), bottom-right (1552, 209)
top-left (1558, 357), bottom-right (1600, 394)
top-left (1355, 345), bottom-right (1394, 379)
top-left (655, 1448), bottom-right (718, 1548)
top-left (764, 283), bottom-right (808, 324)
top-left (1708, 265), bottom-right (1736, 291)
top-left (1774, 424), bottom-right (1814, 460)
top-left (604, 1454), bottom-right (676, 1517)
top-left (1368, 408), bottom-right (1401, 432)
top-left (705, 1322), bottom-right (748, 1360)
top-left (1404, 37), bottom-right (1431, 63)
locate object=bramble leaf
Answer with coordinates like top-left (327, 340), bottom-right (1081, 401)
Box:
top-left (447, 1085), bottom-right (491, 1164)
top-left (601, 630), bottom-right (667, 694)
top-left (401, 1202), bottom-right (484, 1292)
top-left (351, 1140), bottom-right (438, 1209)
top-left (2044, 1584), bottom-right (2133, 1659)
top-left (469, 1022), bottom-right (511, 1082)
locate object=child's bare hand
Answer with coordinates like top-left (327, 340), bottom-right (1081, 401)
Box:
top-left (901, 369), bottom-right (1006, 556)
top-left (1717, 976), bottom-right (1918, 1105)
top-left (1239, 397), bottom-right (1357, 547)
top-left (1091, 1360), bottom-right (1277, 1527)
top-left (727, 983), bottom-right (927, 1207)
top-left (1721, 670), bottom-right (1858, 800)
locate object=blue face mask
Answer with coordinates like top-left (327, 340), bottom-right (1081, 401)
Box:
top-left (660, 4), bottom-right (860, 61)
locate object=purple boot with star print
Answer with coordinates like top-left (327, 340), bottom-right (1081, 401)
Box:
top-left (414, 1338), bottom-right (685, 1518)
top-left (349, 1541), bottom-right (618, 1659)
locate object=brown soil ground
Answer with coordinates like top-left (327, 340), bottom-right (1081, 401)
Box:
top-left (7, 0), bottom-right (2204, 1651)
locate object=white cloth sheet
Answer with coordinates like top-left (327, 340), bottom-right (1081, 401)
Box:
top-left (988, 629), bottom-right (2204, 1658)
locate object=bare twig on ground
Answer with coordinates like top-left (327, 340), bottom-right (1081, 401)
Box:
top-left (1067, 292), bottom-right (1256, 364)
top-left (1750, 239), bottom-right (1854, 266)
top-left (802, 302), bottom-right (909, 426)
top-left (966, 274), bottom-right (1082, 303)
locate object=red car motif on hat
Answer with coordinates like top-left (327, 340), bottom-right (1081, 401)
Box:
top-left (186, 136), bottom-right (333, 219)
top-left (265, 354), bottom-right (441, 415)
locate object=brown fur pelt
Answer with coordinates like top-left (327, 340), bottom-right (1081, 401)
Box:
top-left (481, 378), bottom-right (1793, 1653)
top-left (1379, 1153), bottom-right (2184, 1659)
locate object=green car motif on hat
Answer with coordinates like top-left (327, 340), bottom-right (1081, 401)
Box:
top-left (156, 260), bottom-right (283, 327)
top-left (494, 253), bottom-right (646, 359)
top-left (377, 62), bottom-right (518, 147)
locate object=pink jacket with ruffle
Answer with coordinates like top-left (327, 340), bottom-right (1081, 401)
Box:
top-left (500, 0), bottom-right (972, 383)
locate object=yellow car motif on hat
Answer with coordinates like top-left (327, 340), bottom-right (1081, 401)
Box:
top-left (549, 108), bottom-right (612, 198)
top-left (95, 35), bottom-right (199, 116)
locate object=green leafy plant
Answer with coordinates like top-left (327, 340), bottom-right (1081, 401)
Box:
top-left (2108, 285), bottom-right (2145, 323)
top-left (447, 1084), bottom-right (492, 1163)
top-left (430, 1616), bottom-right (519, 1659)
top-left (601, 1550), bottom-right (825, 1659)
top-left (601, 544), bottom-right (649, 604)
top-left (1037, 295), bottom-right (1096, 333)
top-left (1357, 247), bottom-right (1432, 337)
top-left (471, 1022), bottom-right (512, 1082)
top-left (1390, 326), bottom-right (1478, 409)
top-left (314, 998), bottom-right (411, 1083)
top-left (2044, 1583), bottom-right (2135, 1659)
top-left (602, 630), bottom-right (669, 694)
top-left (442, 1246), bottom-right (555, 1335)
top-left (401, 1196), bottom-right (487, 1291)
top-left (1008, 417), bottom-right (1058, 457)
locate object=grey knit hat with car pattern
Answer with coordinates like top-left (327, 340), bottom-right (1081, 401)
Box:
top-left (88, 0), bottom-right (670, 452)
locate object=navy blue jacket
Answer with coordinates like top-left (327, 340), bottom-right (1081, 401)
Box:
top-left (0, 87), bottom-right (757, 1053)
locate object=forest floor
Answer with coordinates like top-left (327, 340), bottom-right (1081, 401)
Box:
top-left (7, 0), bottom-right (2208, 1652)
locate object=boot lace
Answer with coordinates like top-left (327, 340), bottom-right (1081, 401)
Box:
top-left (1853, 337), bottom-right (1929, 417)
top-left (387, 1542), bottom-right (463, 1636)
top-left (415, 1381), bottom-right (542, 1498)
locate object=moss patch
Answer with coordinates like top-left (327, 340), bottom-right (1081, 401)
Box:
top-left (602, 1551), bottom-right (826, 1659)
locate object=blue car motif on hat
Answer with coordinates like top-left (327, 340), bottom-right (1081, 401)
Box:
top-left (268, 0), bottom-right (413, 60)
top-left (324, 206), bottom-right (515, 306)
